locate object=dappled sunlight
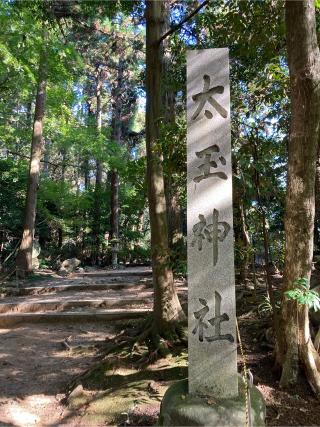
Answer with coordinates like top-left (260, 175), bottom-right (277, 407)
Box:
top-left (1, 394), bottom-right (62, 427)
top-left (52, 352), bottom-right (188, 427)
top-left (0, 318), bottom-right (124, 426)
top-left (9, 403), bottom-right (40, 426)
top-left (0, 352), bottom-right (10, 359)
top-left (0, 322), bottom-right (116, 400)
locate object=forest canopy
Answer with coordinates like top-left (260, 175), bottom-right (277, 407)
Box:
top-left (0, 0), bottom-right (290, 274)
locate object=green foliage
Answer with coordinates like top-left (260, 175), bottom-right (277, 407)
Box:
top-left (0, 0), bottom-right (307, 275)
top-left (0, 158), bottom-right (28, 251)
top-left (285, 278), bottom-right (320, 312)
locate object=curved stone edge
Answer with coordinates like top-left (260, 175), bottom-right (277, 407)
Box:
top-left (158, 378), bottom-right (265, 426)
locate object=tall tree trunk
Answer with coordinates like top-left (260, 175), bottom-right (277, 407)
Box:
top-left (251, 137), bottom-right (284, 366)
top-left (58, 148), bottom-right (66, 249)
top-left (251, 140), bottom-right (274, 299)
top-left (93, 73), bottom-right (103, 265)
top-left (110, 170), bottom-right (119, 268)
top-left (43, 139), bottom-right (50, 178)
top-left (233, 168), bottom-right (251, 283)
top-left (314, 150), bottom-right (320, 251)
top-left (16, 41), bottom-right (47, 277)
top-left (162, 1), bottom-right (183, 258)
top-left (110, 60), bottom-right (123, 269)
top-left (279, 0), bottom-right (320, 397)
top-left (83, 157), bottom-right (89, 190)
top-left (163, 93), bottom-right (183, 252)
top-left (145, 0), bottom-right (186, 336)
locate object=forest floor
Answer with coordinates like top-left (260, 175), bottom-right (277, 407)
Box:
top-left (0, 268), bottom-right (319, 426)
top-left (236, 272), bottom-right (320, 427)
top-left (0, 268), bottom-right (187, 427)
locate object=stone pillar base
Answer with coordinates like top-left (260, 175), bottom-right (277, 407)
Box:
top-left (158, 378), bottom-right (265, 426)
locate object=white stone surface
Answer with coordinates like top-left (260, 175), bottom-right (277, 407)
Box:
top-left (187, 48), bottom-right (238, 398)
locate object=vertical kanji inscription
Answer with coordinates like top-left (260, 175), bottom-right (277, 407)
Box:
top-left (188, 49), bottom-right (237, 398)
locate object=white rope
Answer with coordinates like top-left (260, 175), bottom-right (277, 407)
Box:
top-left (236, 318), bottom-right (252, 427)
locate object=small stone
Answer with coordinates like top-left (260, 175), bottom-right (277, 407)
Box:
top-left (69, 384), bottom-right (84, 398)
top-left (58, 270), bottom-right (68, 277)
top-left (148, 381), bottom-right (161, 394)
top-left (58, 258), bottom-right (81, 274)
top-left (67, 384), bottom-right (89, 410)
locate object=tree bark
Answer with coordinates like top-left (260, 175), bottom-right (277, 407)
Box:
top-left (110, 60), bottom-right (124, 269)
top-left (83, 157), bottom-right (89, 190)
top-left (314, 150), bottom-right (320, 250)
top-left (92, 73), bottom-right (103, 265)
top-left (57, 148), bottom-right (67, 249)
top-left (145, 0), bottom-right (186, 336)
top-left (234, 190), bottom-right (251, 282)
top-left (279, 0), bottom-right (320, 396)
top-left (162, 1), bottom-right (184, 255)
top-left (43, 139), bottom-right (50, 178)
top-left (233, 161), bottom-right (251, 282)
top-left (110, 170), bottom-right (119, 268)
top-left (16, 40), bottom-right (47, 276)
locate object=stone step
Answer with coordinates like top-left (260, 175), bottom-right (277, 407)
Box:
top-left (78, 269), bottom-right (152, 278)
top-left (0, 308), bottom-right (151, 328)
top-left (17, 281), bottom-right (151, 296)
top-left (0, 297), bottom-right (152, 314)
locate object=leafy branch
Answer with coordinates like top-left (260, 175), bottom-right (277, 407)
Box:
top-left (285, 277), bottom-right (320, 312)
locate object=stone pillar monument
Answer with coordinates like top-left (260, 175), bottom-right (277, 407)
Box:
top-left (187, 48), bottom-right (237, 399)
top-left (159, 48), bottom-right (265, 426)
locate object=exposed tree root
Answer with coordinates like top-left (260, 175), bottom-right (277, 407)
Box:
top-left (301, 338), bottom-right (320, 399)
top-left (66, 315), bottom-right (187, 395)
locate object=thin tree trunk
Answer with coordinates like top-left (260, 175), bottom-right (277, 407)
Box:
top-left (145, 0), bottom-right (186, 337)
top-left (279, 0), bottom-right (320, 396)
top-left (58, 148), bottom-right (66, 249)
top-left (93, 73), bottom-right (103, 265)
top-left (43, 139), bottom-right (50, 178)
top-left (162, 1), bottom-right (183, 253)
top-left (251, 138), bottom-right (284, 366)
top-left (252, 140), bottom-right (274, 300)
top-left (233, 162), bottom-right (251, 282)
top-left (138, 210), bottom-right (144, 233)
top-left (238, 198), bottom-right (250, 281)
top-left (110, 60), bottom-right (123, 269)
top-left (83, 157), bottom-right (89, 190)
top-left (16, 39), bottom-right (47, 277)
top-left (314, 150), bottom-right (320, 251)
top-left (110, 170), bottom-right (119, 268)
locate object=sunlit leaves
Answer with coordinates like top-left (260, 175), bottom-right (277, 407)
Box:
top-left (285, 278), bottom-right (320, 312)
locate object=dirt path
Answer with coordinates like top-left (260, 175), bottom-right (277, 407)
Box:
top-left (0, 268), bottom-right (181, 427)
top-left (0, 321), bottom-right (122, 427)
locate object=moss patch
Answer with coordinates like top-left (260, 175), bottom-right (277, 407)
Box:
top-left (67, 349), bottom-right (188, 425)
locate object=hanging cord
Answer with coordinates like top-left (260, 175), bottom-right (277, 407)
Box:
top-left (236, 318), bottom-right (253, 427)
